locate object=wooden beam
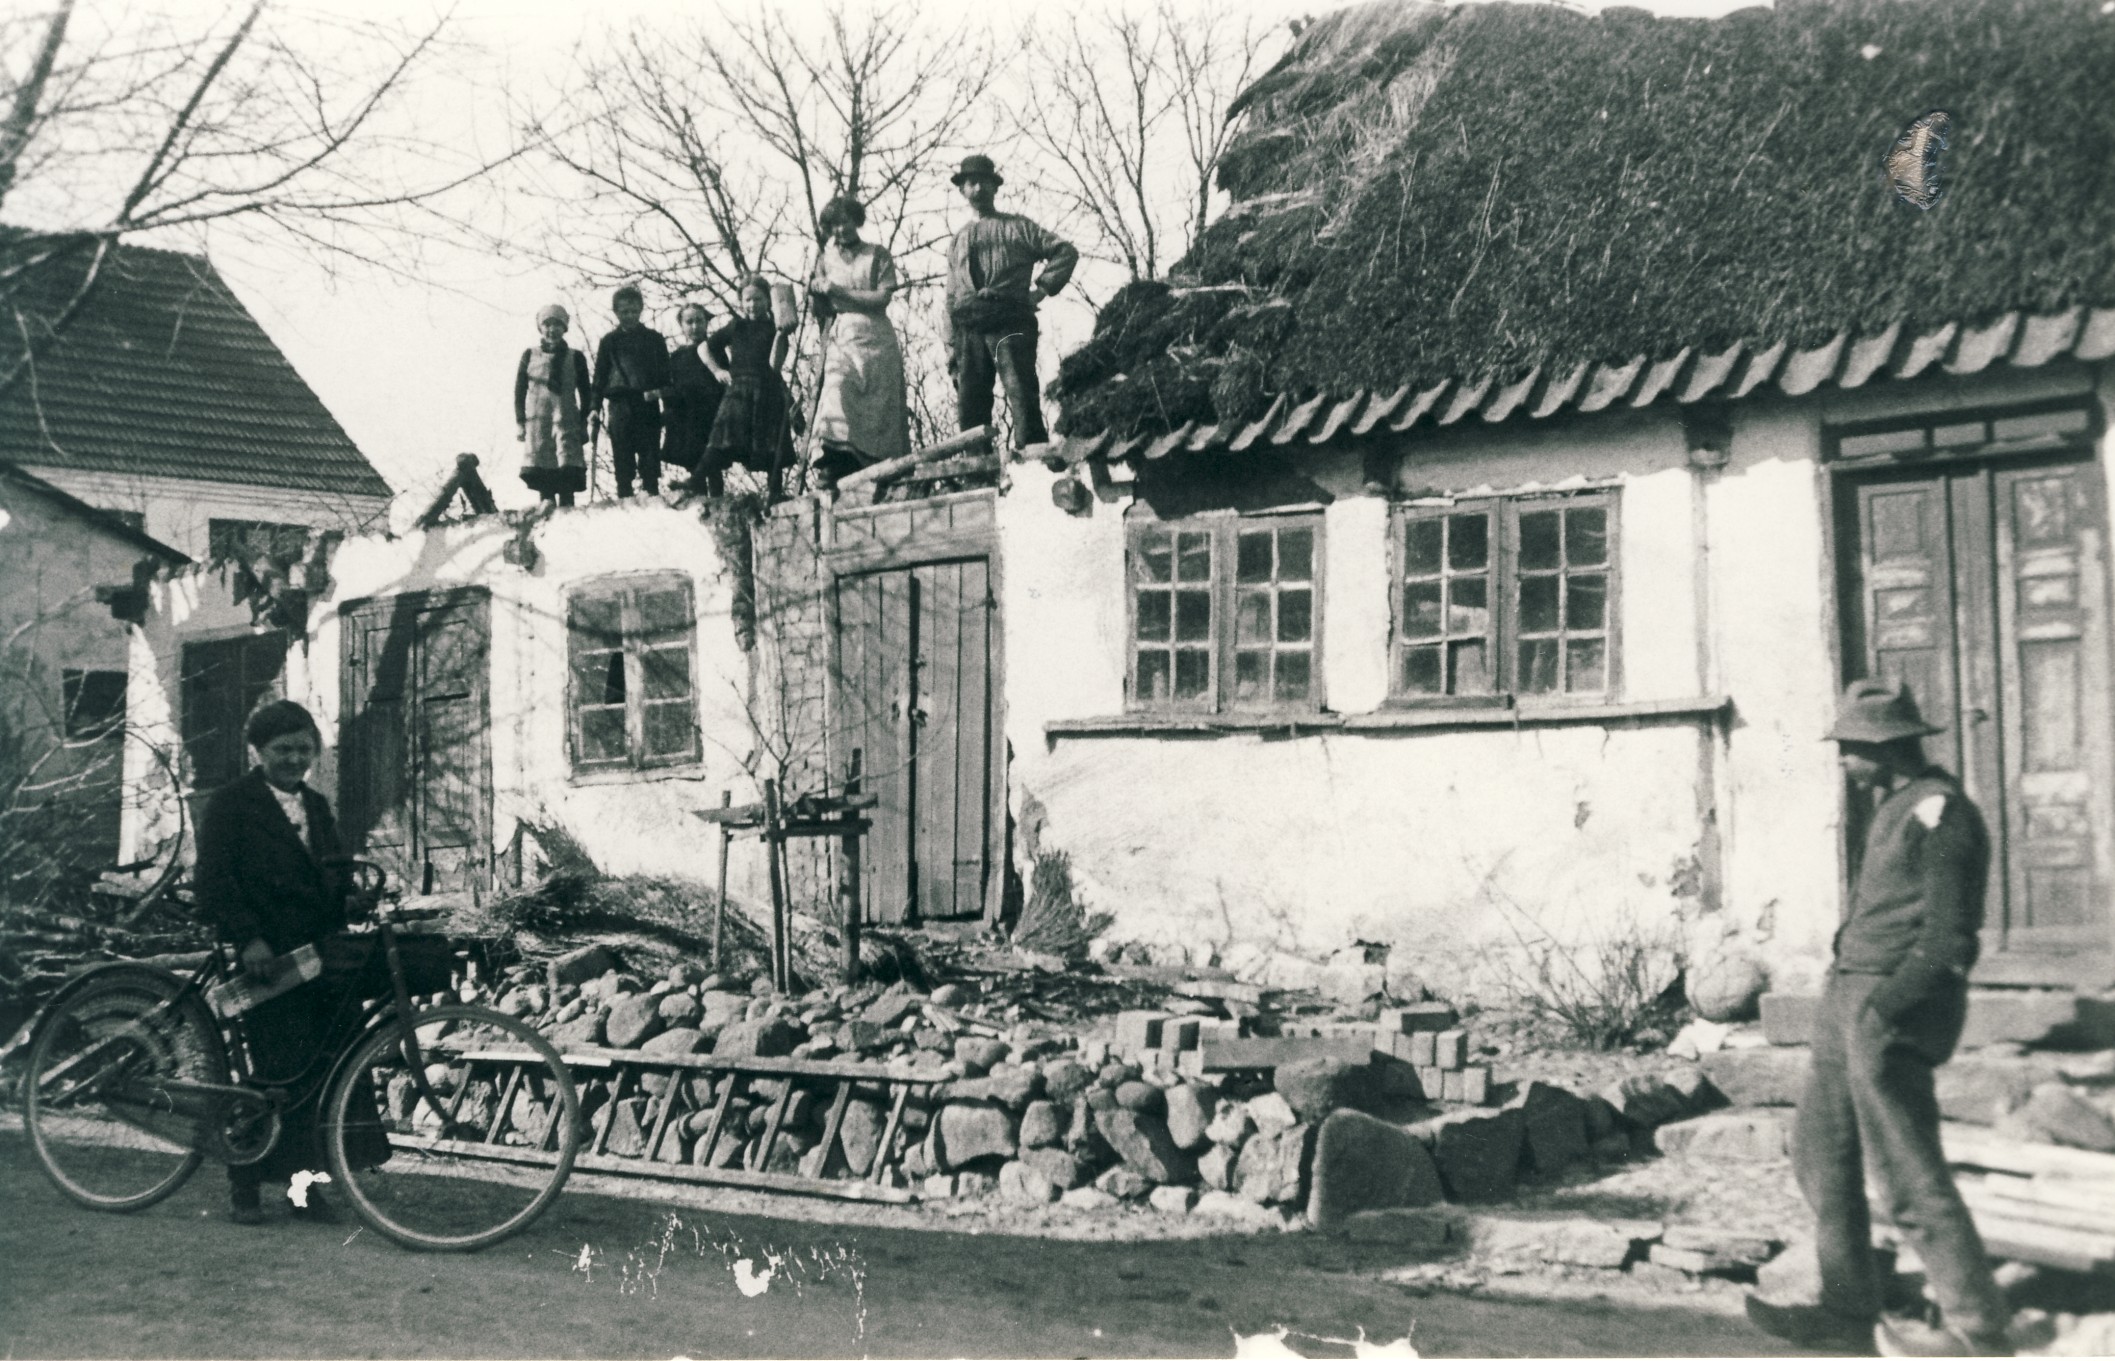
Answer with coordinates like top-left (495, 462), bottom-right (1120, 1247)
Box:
top-left (836, 426), bottom-right (994, 492)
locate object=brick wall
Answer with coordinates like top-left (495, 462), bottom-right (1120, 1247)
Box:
top-left (750, 499), bottom-right (837, 920)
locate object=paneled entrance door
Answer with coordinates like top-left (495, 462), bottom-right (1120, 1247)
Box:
top-left (834, 558), bottom-right (998, 924)
top-left (338, 588), bottom-right (493, 898)
top-left (1838, 431), bottom-right (2115, 985)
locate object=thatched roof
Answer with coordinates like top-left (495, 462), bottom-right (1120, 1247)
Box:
top-left (1050, 0), bottom-right (2115, 458)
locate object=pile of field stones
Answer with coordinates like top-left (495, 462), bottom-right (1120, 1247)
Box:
top-left (458, 944), bottom-right (1706, 1223)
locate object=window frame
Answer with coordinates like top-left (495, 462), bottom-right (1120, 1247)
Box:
top-left (1124, 510), bottom-right (1327, 716)
top-left (564, 572), bottom-right (703, 775)
top-left (1387, 490), bottom-right (1621, 706)
top-left (207, 518), bottom-right (311, 565)
top-left (61, 669), bottom-right (128, 741)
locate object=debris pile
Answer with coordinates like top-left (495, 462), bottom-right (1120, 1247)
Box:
top-left (0, 872), bottom-right (210, 1040)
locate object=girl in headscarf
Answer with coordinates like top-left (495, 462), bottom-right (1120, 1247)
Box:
top-left (515, 304), bottom-right (591, 506)
top-left (807, 195), bottom-right (909, 488)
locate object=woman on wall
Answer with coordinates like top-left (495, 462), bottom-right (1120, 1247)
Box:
top-left (806, 195), bottom-right (909, 489)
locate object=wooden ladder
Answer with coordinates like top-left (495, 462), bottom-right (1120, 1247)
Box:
top-left (430, 1045), bottom-right (944, 1203)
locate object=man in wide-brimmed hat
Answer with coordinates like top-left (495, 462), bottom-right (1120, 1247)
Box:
top-left (1746, 680), bottom-right (2011, 1358)
top-left (945, 154), bottom-right (1077, 447)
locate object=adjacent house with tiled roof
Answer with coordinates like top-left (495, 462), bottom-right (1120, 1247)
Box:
top-left (1009, 0), bottom-right (2115, 1001)
top-left (0, 239), bottom-right (391, 561)
top-left (1, 238), bottom-right (390, 881)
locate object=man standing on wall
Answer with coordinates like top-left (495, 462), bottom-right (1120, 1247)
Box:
top-left (1746, 679), bottom-right (2012, 1358)
top-left (945, 154), bottom-right (1077, 449)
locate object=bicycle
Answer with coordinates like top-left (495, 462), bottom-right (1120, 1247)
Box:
top-left (19, 861), bottom-right (582, 1251)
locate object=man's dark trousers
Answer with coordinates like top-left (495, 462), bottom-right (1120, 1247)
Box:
top-left (1793, 970), bottom-right (2008, 1338)
top-left (606, 397), bottom-right (661, 497)
top-left (956, 326), bottom-right (1046, 446)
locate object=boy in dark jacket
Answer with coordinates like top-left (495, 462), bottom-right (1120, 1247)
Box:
top-left (592, 284), bottom-right (672, 498)
top-left (1746, 680), bottom-right (2011, 1358)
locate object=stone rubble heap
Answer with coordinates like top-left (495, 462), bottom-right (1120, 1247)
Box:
top-left (464, 943), bottom-right (1739, 1234)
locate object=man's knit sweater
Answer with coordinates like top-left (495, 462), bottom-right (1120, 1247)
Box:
top-left (1834, 769), bottom-right (1989, 1019)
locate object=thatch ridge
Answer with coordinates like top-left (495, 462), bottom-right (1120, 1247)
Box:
top-left (1051, 0), bottom-right (2115, 443)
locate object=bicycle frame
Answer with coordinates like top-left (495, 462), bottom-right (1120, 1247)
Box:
top-left (28, 859), bottom-right (460, 1162)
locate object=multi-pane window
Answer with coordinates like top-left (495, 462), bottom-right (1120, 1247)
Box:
top-left (1398, 509), bottom-right (1495, 695)
top-left (567, 574), bottom-right (699, 772)
top-left (1393, 493), bottom-right (1617, 700)
top-left (1129, 515), bottom-right (1322, 712)
top-left (208, 518), bottom-right (310, 564)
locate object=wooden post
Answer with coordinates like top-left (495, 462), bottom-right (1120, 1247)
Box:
top-left (763, 778), bottom-right (787, 992)
top-left (839, 750), bottom-right (863, 985)
top-left (711, 789), bottom-right (732, 970)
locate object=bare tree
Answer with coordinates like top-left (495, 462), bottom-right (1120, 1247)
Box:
top-left (0, 0), bottom-right (513, 395)
top-left (523, 1), bottom-right (1002, 481)
top-left (1008, 0), bottom-right (1274, 284)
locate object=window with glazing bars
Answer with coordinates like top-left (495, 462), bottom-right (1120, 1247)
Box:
top-left (1129, 515), bottom-right (1322, 712)
top-left (1392, 494), bottom-right (1616, 699)
top-left (566, 574), bottom-right (700, 771)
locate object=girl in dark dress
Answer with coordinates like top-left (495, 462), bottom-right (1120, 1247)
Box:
top-left (663, 302), bottom-right (727, 494)
top-left (702, 275), bottom-right (794, 497)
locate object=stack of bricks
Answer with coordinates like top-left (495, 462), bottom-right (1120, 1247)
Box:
top-left (1375, 1003), bottom-right (1493, 1106)
top-left (1111, 1010), bottom-right (1216, 1074)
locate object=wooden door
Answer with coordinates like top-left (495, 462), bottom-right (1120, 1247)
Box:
top-left (834, 559), bottom-right (996, 923)
top-left (338, 589), bottom-right (492, 897)
top-left (1840, 454), bottom-right (2115, 984)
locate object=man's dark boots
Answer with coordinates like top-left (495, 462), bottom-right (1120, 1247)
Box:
top-left (1746, 1296), bottom-right (1880, 1354)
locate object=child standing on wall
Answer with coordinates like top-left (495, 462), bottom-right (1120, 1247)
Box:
top-left (515, 304), bottom-right (591, 507)
top-left (702, 275), bottom-right (794, 500)
top-left (592, 284), bottom-right (673, 499)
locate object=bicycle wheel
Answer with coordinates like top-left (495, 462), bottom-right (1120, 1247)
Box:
top-left (321, 1003), bottom-right (580, 1251)
top-left (24, 969), bottom-right (227, 1211)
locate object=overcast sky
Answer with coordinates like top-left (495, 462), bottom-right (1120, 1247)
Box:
top-left (171, 0), bottom-right (1761, 519)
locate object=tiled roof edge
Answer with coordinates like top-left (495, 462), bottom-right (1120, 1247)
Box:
top-left (1058, 307), bottom-right (2115, 462)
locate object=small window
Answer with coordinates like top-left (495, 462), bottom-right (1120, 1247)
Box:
top-left (208, 518), bottom-right (310, 565)
top-left (1128, 513), bottom-right (1323, 713)
top-left (62, 670), bottom-right (127, 740)
top-left (567, 574), bottom-right (700, 772)
top-left (1391, 492), bottom-right (1618, 701)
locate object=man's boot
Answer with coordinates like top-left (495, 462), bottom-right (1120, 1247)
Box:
top-left (1875, 1314), bottom-right (2013, 1358)
top-left (1746, 1297), bottom-right (1879, 1354)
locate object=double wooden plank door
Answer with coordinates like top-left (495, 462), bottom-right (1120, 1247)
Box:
top-left (1840, 452), bottom-right (2115, 984)
top-left (834, 558), bottom-right (998, 924)
top-left (338, 588), bottom-right (493, 898)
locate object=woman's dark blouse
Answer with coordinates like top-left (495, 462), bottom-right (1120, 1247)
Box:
top-left (193, 768), bottom-right (348, 952)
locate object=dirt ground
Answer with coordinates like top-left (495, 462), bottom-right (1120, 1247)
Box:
top-left (0, 1131), bottom-right (1810, 1360)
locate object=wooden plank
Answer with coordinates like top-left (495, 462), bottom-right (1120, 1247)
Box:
top-left (879, 570), bottom-right (917, 922)
top-left (1199, 1035), bottom-right (1378, 1070)
top-left (549, 1046), bottom-right (947, 1082)
top-left (916, 561), bottom-right (963, 918)
top-left (572, 1153), bottom-right (917, 1204)
top-left (1962, 1210), bottom-right (2115, 1274)
top-left (894, 452), bottom-right (1001, 486)
top-left (1959, 1178), bottom-right (2115, 1236)
top-left (870, 1082), bottom-right (911, 1184)
top-left (837, 425), bottom-right (993, 491)
top-left (956, 558), bottom-right (994, 921)
top-left (1943, 1122), bottom-right (2115, 1180)
top-left (394, 1137), bottom-right (917, 1203)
